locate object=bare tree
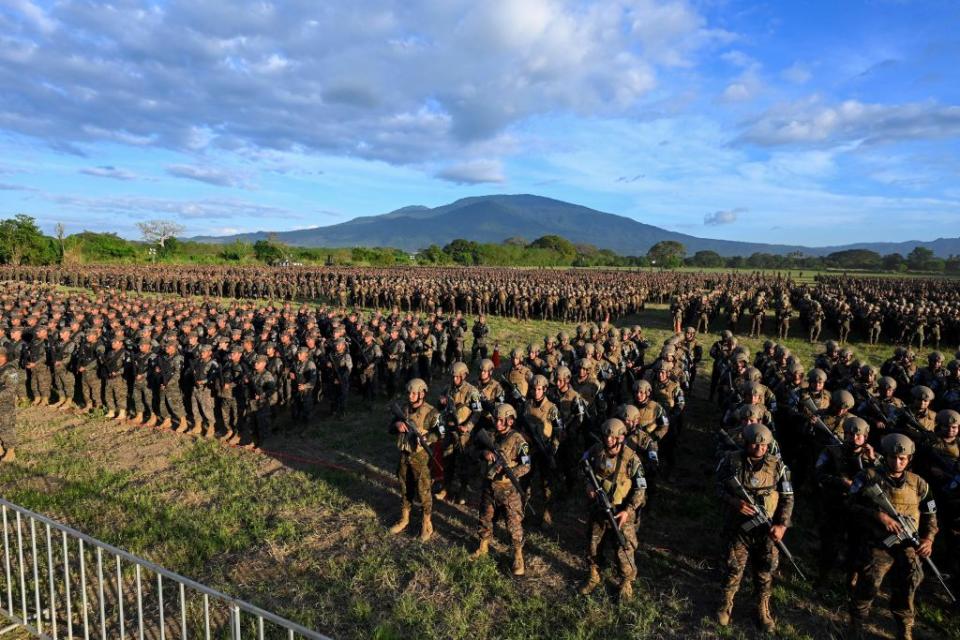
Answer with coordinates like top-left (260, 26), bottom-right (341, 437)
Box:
top-left (55, 222), bottom-right (66, 262)
top-left (136, 219), bottom-right (185, 249)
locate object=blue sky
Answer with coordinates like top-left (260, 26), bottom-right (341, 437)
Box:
top-left (0, 0), bottom-right (958, 246)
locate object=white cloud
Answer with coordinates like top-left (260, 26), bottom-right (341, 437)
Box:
top-left (166, 164), bottom-right (253, 188)
top-left (79, 165), bottom-right (137, 181)
top-left (721, 82), bottom-right (752, 102)
top-left (0, 0), bottom-right (720, 166)
top-left (740, 97), bottom-right (960, 146)
top-left (435, 159), bottom-right (505, 185)
top-left (704, 208), bottom-right (743, 225)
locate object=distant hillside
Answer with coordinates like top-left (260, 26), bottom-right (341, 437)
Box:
top-left (190, 194), bottom-right (960, 258)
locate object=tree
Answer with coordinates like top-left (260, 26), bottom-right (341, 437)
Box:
top-left (0, 214), bottom-right (57, 265)
top-left (882, 253), bottom-right (906, 272)
top-left (825, 249), bottom-right (882, 270)
top-left (254, 239), bottom-right (286, 264)
top-left (502, 236), bottom-right (527, 246)
top-left (906, 246), bottom-right (934, 271)
top-left (647, 240), bottom-right (686, 268)
top-left (528, 235), bottom-right (576, 256)
top-left (689, 250), bottom-right (724, 268)
top-left (442, 239), bottom-right (482, 265)
top-left (136, 219), bottom-right (184, 250)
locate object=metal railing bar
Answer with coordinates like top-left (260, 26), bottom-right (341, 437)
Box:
top-left (0, 499), bottom-right (331, 640)
top-left (79, 539), bottom-right (88, 640)
top-left (30, 518), bottom-right (40, 636)
top-left (116, 555), bottom-right (124, 640)
top-left (46, 523), bottom-right (57, 640)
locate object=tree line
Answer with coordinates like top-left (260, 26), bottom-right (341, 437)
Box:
top-left (1, 214), bottom-right (957, 273)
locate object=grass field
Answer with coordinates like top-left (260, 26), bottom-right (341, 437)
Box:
top-left (0, 305), bottom-right (957, 639)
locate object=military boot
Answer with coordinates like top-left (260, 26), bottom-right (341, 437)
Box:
top-left (389, 508), bottom-right (410, 535)
top-left (158, 418), bottom-right (173, 430)
top-left (618, 579), bottom-right (634, 601)
top-left (579, 565), bottom-right (601, 595)
top-left (716, 589), bottom-right (736, 627)
top-left (1, 448), bottom-right (15, 462)
top-left (114, 410), bottom-right (127, 421)
top-left (32, 397), bottom-right (43, 406)
top-left (130, 412), bottom-right (143, 424)
top-left (511, 546), bottom-right (525, 576)
top-left (227, 432), bottom-right (242, 446)
top-left (173, 419), bottom-right (189, 433)
top-left (418, 514), bottom-right (434, 542)
top-left (471, 538), bottom-right (490, 559)
top-left (144, 415), bottom-right (158, 427)
top-left (757, 593), bottom-right (775, 633)
top-left (104, 409), bottom-right (116, 419)
top-left (187, 421), bottom-right (203, 436)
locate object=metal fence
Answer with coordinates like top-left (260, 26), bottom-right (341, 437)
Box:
top-left (0, 498), bottom-right (332, 640)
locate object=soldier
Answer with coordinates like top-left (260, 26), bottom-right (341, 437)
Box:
top-left (475, 358), bottom-right (505, 423)
top-left (24, 325), bottom-right (51, 405)
top-left (101, 336), bottom-right (129, 420)
top-left (384, 325), bottom-right (406, 397)
top-left (219, 347), bottom-right (247, 444)
top-left (814, 416), bottom-right (877, 592)
top-left (551, 365), bottom-right (588, 492)
top-left (708, 330), bottom-right (735, 401)
top-left (579, 418), bottom-right (646, 599)
top-left (523, 374), bottom-right (561, 524)
top-left (50, 328), bottom-right (76, 409)
top-left (0, 349), bottom-right (19, 462)
top-left (471, 315), bottom-right (489, 362)
top-left (326, 338), bottom-right (352, 417)
top-left (388, 378), bottom-right (441, 542)
top-left (437, 361), bottom-right (482, 502)
top-left (472, 403), bottom-right (531, 575)
top-left (188, 344), bottom-right (219, 437)
top-left (715, 423), bottom-right (794, 632)
top-left (290, 347), bottom-right (317, 423)
top-left (130, 341), bottom-right (155, 424)
top-left (245, 355), bottom-right (276, 449)
top-left (154, 340), bottom-right (186, 431)
top-left (899, 386), bottom-right (936, 435)
top-left (914, 410), bottom-right (960, 597)
top-left (74, 331), bottom-right (103, 413)
top-left (357, 330), bottom-right (382, 402)
top-left (848, 434), bottom-right (938, 640)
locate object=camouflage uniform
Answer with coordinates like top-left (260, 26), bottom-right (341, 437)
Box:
top-left (582, 441), bottom-right (646, 590)
top-left (390, 401), bottom-right (441, 522)
top-left (715, 449), bottom-right (794, 627)
top-left (848, 465), bottom-right (938, 638)
top-left (0, 362), bottom-right (19, 453)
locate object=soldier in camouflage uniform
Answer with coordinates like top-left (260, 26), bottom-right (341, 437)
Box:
top-left (523, 374), bottom-right (561, 524)
top-left (245, 355), bottom-right (276, 449)
top-left (915, 410), bottom-right (960, 597)
top-left (388, 378), bottom-right (441, 542)
top-left (155, 340), bottom-right (186, 431)
top-left (0, 350), bottom-right (19, 461)
top-left (847, 434), bottom-right (938, 640)
top-left (218, 346), bottom-right (246, 444)
top-left (24, 326), bottom-right (51, 405)
top-left (101, 336), bottom-right (129, 420)
top-left (130, 340), bottom-right (155, 424)
top-left (472, 403), bottom-right (531, 576)
top-left (471, 315), bottom-right (489, 362)
top-left (289, 347), bottom-right (317, 423)
top-left (579, 418), bottom-right (646, 600)
top-left (715, 423), bottom-right (795, 633)
top-left (813, 416), bottom-right (876, 592)
top-left (188, 344), bottom-right (219, 437)
top-left (437, 361), bottom-right (482, 503)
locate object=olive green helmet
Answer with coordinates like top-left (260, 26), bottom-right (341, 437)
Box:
top-left (479, 358), bottom-right (495, 373)
top-left (742, 423), bottom-right (774, 446)
top-left (831, 389), bottom-right (855, 410)
top-left (406, 378), bottom-right (428, 394)
top-left (495, 404), bottom-right (517, 421)
top-left (451, 361), bottom-right (469, 378)
top-left (911, 385), bottom-right (934, 402)
top-left (842, 416), bottom-right (870, 437)
top-left (633, 379), bottom-right (652, 394)
top-left (881, 433), bottom-right (915, 456)
top-left (601, 418), bottom-right (627, 438)
top-left (531, 374), bottom-right (549, 389)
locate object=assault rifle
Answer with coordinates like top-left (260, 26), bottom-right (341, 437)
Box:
top-left (725, 475), bottom-right (806, 580)
top-left (581, 456), bottom-right (629, 549)
top-left (473, 428), bottom-right (532, 515)
top-left (389, 402), bottom-right (444, 469)
top-left (861, 483), bottom-right (955, 602)
top-left (799, 396), bottom-right (843, 446)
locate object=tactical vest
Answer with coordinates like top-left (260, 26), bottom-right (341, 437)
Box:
top-left (588, 443), bottom-right (641, 507)
top-left (524, 398), bottom-right (558, 439)
top-left (396, 402), bottom-right (439, 454)
top-left (738, 455), bottom-right (782, 517)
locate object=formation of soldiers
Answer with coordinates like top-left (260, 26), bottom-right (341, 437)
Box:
top-left (708, 330), bottom-right (960, 638)
top-left (0, 269), bottom-right (958, 639)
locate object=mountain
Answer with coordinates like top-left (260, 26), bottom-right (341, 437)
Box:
top-left (189, 194), bottom-right (960, 258)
